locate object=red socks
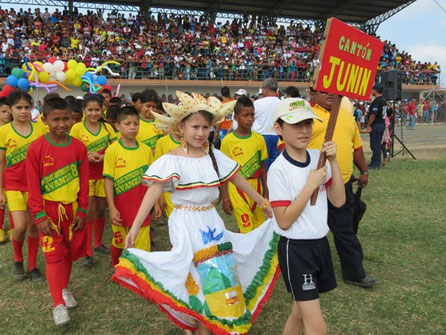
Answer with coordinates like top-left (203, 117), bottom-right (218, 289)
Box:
top-left (46, 257), bottom-right (72, 307)
top-left (27, 236), bottom-right (40, 271)
top-left (12, 238), bottom-right (24, 262)
top-left (46, 261), bottom-right (66, 307)
top-left (93, 218), bottom-right (106, 248)
top-left (110, 245), bottom-right (122, 267)
top-left (0, 208), bottom-right (4, 230)
top-left (85, 219), bottom-right (93, 256)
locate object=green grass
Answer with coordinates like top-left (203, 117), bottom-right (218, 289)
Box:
top-left (1, 158), bottom-right (445, 334)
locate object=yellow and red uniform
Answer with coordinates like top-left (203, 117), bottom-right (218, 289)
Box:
top-left (0, 122), bottom-right (42, 210)
top-left (103, 139), bottom-right (153, 252)
top-left (70, 121), bottom-right (116, 197)
top-left (35, 114), bottom-right (49, 135)
top-left (220, 131), bottom-right (268, 233)
top-left (308, 104), bottom-right (363, 183)
top-left (153, 134), bottom-right (180, 217)
top-left (136, 118), bottom-right (163, 150)
top-left (26, 134), bottom-right (89, 263)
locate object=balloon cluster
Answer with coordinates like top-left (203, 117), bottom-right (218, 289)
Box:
top-left (0, 56), bottom-right (120, 97)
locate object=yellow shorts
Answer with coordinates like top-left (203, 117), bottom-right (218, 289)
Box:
top-left (228, 179), bottom-right (265, 234)
top-left (111, 225), bottom-right (151, 252)
top-left (5, 191), bottom-right (28, 211)
top-left (89, 179), bottom-right (105, 197)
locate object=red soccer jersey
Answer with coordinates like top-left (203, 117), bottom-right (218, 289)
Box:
top-left (26, 135), bottom-right (89, 224)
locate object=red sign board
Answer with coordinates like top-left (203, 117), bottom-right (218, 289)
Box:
top-left (313, 17), bottom-right (384, 100)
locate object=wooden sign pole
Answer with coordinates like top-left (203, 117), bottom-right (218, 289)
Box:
top-left (310, 94), bottom-right (342, 206)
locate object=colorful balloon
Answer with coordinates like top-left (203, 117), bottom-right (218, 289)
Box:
top-left (6, 75), bottom-right (18, 87)
top-left (56, 72), bottom-right (66, 82)
top-left (48, 57), bottom-right (57, 64)
top-left (72, 76), bottom-right (82, 87)
top-left (67, 59), bottom-right (77, 70)
top-left (17, 78), bottom-right (30, 90)
top-left (75, 63), bottom-right (87, 76)
top-left (65, 69), bottom-right (76, 81)
top-left (53, 60), bottom-right (64, 72)
top-left (1, 85), bottom-right (14, 97)
top-left (43, 62), bottom-right (53, 73)
top-left (96, 75), bottom-right (107, 86)
top-left (11, 68), bottom-right (25, 78)
top-left (38, 71), bottom-right (50, 84)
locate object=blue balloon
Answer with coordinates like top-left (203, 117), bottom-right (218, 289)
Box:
top-left (83, 72), bottom-right (94, 81)
top-left (96, 75), bottom-right (107, 86)
top-left (6, 75), bottom-right (18, 88)
top-left (17, 78), bottom-right (30, 91)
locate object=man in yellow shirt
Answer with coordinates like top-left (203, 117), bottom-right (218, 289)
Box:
top-left (308, 88), bottom-right (378, 288)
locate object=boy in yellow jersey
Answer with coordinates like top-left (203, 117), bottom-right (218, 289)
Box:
top-left (221, 97), bottom-right (268, 233)
top-left (27, 97), bottom-right (89, 326)
top-left (0, 91), bottom-right (44, 280)
top-left (0, 97), bottom-right (11, 243)
top-left (103, 107), bottom-right (154, 270)
top-left (136, 89), bottom-right (163, 151)
top-left (153, 133), bottom-right (181, 218)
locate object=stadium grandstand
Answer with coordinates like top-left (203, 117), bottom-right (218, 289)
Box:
top-left (0, 0), bottom-right (441, 98)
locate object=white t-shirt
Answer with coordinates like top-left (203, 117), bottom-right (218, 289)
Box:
top-left (252, 96), bottom-right (280, 136)
top-left (267, 149), bottom-right (332, 240)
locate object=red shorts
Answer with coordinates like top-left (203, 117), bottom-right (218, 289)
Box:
top-left (39, 201), bottom-right (87, 264)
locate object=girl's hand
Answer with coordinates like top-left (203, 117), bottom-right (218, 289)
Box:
top-left (263, 205), bottom-right (273, 219)
top-left (321, 141), bottom-right (337, 162)
top-left (110, 207), bottom-right (123, 226)
top-left (125, 227), bottom-right (139, 249)
top-left (154, 203), bottom-right (162, 220)
top-left (222, 197), bottom-right (233, 216)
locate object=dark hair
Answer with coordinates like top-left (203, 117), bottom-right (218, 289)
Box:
top-left (276, 118), bottom-right (284, 141)
top-left (182, 110), bottom-right (221, 199)
top-left (64, 95), bottom-right (77, 104)
top-left (110, 97), bottom-right (122, 107)
top-left (156, 100), bottom-right (165, 113)
top-left (0, 97), bottom-right (7, 107)
top-left (101, 88), bottom-right (112, 96)
top-left (107, 105), bottom-right (120, 121)
top-left (116, 106), bottom-right (139, 123)
top-left (141, 89), bottom-right (159, 104)
top-left (68, 102), bottom-right (82, 115)
top-left (82, 94), bottom-right (103, 109)
top-left (285, 86), bottom-right (300, 98)
top-left (132, 92), bottom-right (142, 103)
top-left (7, 90), bottom-right (33, 108)
top-left (43, 92), bottom-right (60, 103)
top-left (42, 97), bottom-right (69, 117)
top-left (234, 96), bottom-right (254, 114)
top-left (221, 86), bottom-right (230, 98)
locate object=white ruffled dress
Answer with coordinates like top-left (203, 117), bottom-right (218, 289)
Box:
top-left (112, 149), bottom-right (279, 335)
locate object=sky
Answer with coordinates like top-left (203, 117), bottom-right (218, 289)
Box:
top-left (377, 0), bottom-right (446, 87)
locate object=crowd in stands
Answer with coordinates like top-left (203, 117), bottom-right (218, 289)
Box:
top-left (0, 6), bottom-right (441, 84)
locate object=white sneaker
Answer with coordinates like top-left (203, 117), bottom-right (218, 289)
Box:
top-left (62, 288), bottom-right (78, 308)
top-left (53, 304), bottom-right (70, 326)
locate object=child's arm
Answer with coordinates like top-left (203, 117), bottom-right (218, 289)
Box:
top-left (321, 141), bottom-right (346, 208)
top-left (26, 146), bottom-right (52, 235)
top-left (104, 177), bottom-right (122, 225)
top-left (229, 173), bottom-right (272, 218)
top-left (260, 162), bottom-right (268, 199)
top-left (73, 144), bottom-right (90, 230)
top-left (0, 150), bottom-right (7, 209)
top-left (220, 181), bottom-right (233, 215)
top-left (126, 182), bottom-right (165, 248)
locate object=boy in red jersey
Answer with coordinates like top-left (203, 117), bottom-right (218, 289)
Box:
top-left (26, 97), bottom-right (89, 326)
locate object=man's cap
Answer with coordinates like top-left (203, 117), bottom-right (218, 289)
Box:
top-left (274, 98), bottom-right (322, 124)
top-left (372, 83), bottom-right (383, 93)
top-left (234, 89), bottom-right (248, 96)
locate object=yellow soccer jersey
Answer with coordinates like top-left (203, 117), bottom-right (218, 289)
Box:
top-left (103, 139), bottom-right (153, 227)
top-left (35, 114), bottom-right (49, 135)
top-left (0, 122), bottom-right (43, 191)
top-left (70, 121), bottom-right (117, 180)
top-left (154, 134), bottom-right (180, 160)
top-left (221, 131), bottom-right (268, 179)
top-left (136, 117), bottom-right (163, 149)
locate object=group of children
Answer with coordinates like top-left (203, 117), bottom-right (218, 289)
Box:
top-left (0, 85), bottom-right (346, 335)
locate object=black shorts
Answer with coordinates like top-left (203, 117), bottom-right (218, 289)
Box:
top-left (278, 236), bottom-right (337, 301)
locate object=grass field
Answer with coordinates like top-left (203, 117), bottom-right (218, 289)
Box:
top-left (1, 144), bottom-right (445, 334)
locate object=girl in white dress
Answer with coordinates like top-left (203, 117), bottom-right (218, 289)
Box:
top-left (112, 92), bottom-right (280, 335)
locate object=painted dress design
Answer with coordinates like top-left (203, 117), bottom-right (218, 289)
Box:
top-left (112, 149), bottom-right (279, 335)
